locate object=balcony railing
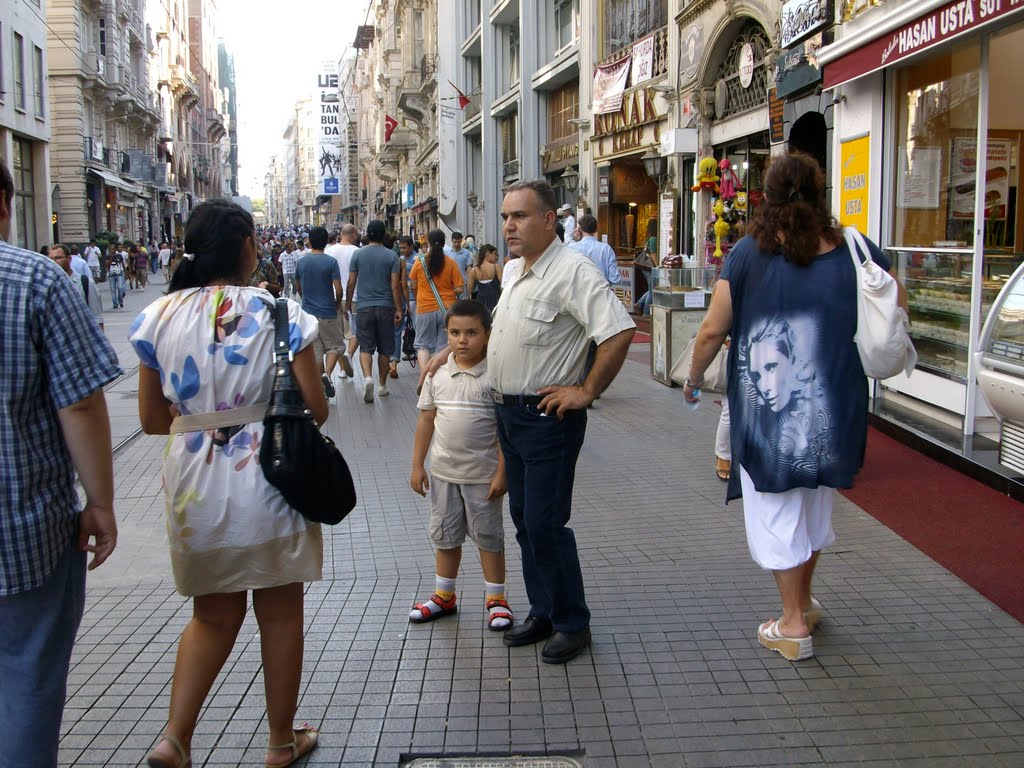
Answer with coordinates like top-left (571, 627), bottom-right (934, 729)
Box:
top-left (598, 25), bottom-right (669, 82)
top-left (420, 54), bottom-right (437, 82)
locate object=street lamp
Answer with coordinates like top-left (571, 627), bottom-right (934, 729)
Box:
top-left (641, 148), bottom-right (667, 190)
top-left (560, 166), bottom-right (579, 195)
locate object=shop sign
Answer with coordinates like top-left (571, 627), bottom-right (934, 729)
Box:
top-left (631, 34), bottom-right (656, 85)
top-left (403, 182), bottom-right (414, 209)
top-left (738, 43), bottom-right (755, 88)
top-left (780, 0), bottom-right (830, 49)
top-left (839, 133), bottom-right (870, 231)
top-left (598, 168), bottom-right (610, 205)
top-left (824, 0), bottom-right (1024, 89)
top-left (768, 88), bottom-right (786, 145)
top-left (593, 87), bottom-right (664, 159)
top-left (592, 55), bottom-right (631, 115)
top-left (541, 137), bottom-right (580, 173)
top-left (774, 33), bottom-right (823, 99)
top-left (681, 24), bottom-right (704, 81)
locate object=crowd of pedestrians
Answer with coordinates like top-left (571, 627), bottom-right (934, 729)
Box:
top-left (0, 151), bottom-right (905, 768)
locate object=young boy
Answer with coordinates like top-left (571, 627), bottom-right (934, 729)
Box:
top-left (409, 299), bottom-right (513, 630)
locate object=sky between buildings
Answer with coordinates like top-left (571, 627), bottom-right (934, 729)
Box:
top-left (220, 0), bottom-right (372, 198)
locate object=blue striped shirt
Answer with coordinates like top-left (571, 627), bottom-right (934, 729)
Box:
top-left (0, 237), bottom-right (122, 595)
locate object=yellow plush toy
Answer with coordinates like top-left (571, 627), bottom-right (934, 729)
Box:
top-left (691, 156), bottom-right (720, 193)
top-left (734, 190), bottom-right (748, 214)
top-left (713, 199), bottom-right (730, 259)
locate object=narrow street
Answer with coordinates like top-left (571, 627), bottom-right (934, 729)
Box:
top-left (59, 275), bottom-right (1024, 767)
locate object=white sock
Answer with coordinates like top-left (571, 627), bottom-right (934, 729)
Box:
top-left (409, 575), bottom-right (458, 621)
top-left (485, 581), bottom-right (511, 629)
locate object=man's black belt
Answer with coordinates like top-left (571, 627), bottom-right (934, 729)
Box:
top-left (492, 392), bottom-right (544, 407)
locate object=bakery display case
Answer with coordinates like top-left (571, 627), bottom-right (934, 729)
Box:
top-left (651, 267), bottom-right (717, 310)
top-left (650, 267), bottom-right (717, 386)
top-left (893, 249), bottom-right (1023, 381)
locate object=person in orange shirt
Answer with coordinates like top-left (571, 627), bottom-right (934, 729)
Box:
top-left (409, 229), bottom-right (464, 369)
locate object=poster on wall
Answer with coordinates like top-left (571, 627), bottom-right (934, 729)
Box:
top-left (314, 59), bottom-right (342, 197)
top-left (631, 34), bottom-right (655, 86)
top-left (897, 146), bottom-right (941, 209)
top-left (950, 138), bottom-right (1012, 221)
top-left (839, 134), bottom-right (870, 232)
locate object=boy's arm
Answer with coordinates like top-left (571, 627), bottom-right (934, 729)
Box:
top-left (487, 444), bottom-right (507, 500)
top-left (410, 408), bottom-right (436, 496)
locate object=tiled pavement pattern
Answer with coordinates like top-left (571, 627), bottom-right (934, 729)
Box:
top-left (62, 300), bottom-right (1024, 767)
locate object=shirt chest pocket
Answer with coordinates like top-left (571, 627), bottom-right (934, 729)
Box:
top-left (520, 298), bottom-right (560, 347)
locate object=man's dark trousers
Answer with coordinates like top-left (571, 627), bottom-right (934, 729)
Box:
top-left (496, 404), bottom-right (590, 633)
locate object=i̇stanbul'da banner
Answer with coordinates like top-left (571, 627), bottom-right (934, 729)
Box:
top-left (592, 55), bottom-right (631, 115)
top-left (315, 59), bottom-right (342, 196)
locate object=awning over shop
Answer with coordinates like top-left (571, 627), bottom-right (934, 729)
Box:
top-left (820, 0), bottom-right (1024, 90)
top-left (87, 168), bottom-right (141, 195)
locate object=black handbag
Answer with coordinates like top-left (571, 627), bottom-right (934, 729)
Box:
top-left (260, 298), bottom-right (357, 525)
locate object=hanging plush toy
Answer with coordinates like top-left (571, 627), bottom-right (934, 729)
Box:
top-left (718, 158), bottom-right (741, 200)
top-left (733, 190), bottom-right (748, 215)
top-left (691, 157), bottom-right (720, 193)
top-left (713, 198), bottom-right (730, 260)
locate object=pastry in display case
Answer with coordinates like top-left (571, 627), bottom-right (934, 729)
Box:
top-left (894, 250), bottom-right (1021, 381)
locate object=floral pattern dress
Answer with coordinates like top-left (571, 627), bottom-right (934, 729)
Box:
top-left (129, 286), bottom-right (323, 596)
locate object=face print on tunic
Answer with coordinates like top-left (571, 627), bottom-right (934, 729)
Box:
top-left (737, 314), bottom-right (838, 482)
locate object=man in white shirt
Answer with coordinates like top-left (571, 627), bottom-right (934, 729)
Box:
top-left (489, 180), bottom-right (633, 663)
top-left (557, 204), bottom-right (576, 244)
top-left (567, 214), bottom-right (621, 287)
top-left (83, 240), bottom-right (102, 281)
top-left (324, 224), bottom-right (358, 377)
top-left (50, 244), bottom-right (104, 330)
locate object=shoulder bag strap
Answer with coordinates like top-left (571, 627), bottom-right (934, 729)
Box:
top-left (419, 254), bottom-right (448, 313)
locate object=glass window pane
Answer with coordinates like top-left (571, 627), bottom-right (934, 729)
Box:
top-left (892, 42), bottom-right (980, 249)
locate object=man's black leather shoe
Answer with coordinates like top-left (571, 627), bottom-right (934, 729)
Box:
top-left (502, 616), bottom-right (553, 647)
top-left (540, 628), bottom-right (591, 664)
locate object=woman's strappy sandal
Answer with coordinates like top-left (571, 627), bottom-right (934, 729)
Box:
top-left (146, 734), bottom-right (191, 768)
top-left (264, 725), bottom-right (319, 768)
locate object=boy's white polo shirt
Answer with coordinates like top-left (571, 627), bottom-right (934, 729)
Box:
top-left (417, 357), bottom-right (498, 484)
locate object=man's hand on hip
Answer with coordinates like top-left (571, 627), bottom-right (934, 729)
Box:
top-left (537, 384), bottom-right (593, 419)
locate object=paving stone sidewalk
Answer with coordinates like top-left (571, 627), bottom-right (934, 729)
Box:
top-left (62, 337), bottom-right (1024, 768)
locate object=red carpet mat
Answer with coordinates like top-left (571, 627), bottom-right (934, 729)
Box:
top-left (842, 428), bottom-right (1024, 622)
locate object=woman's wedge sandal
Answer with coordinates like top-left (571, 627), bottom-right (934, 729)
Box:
top-left (715, 457), bottom-right (731, 481)
top-left (146, 735), bottom-right (191, 768)
top-left (264, 725), bottom-right (318, 768)
top-left (757, 619), bottom-right (814, 661)
top-left (486, 598), bottom-right (514, 631)
top-left (409, 593), bottom-right (458, 623)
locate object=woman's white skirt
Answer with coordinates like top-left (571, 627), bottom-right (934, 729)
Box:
top-left (739, 466), bottom-right (836, 571)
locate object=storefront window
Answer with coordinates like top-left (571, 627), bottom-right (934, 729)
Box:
top-left (892, 42), bottom-right (981, 249)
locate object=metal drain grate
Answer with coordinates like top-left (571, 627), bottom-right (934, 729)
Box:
top-left (403, 758), bottom-right (583, 768)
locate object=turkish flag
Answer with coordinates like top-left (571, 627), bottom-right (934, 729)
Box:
top-left (448, 80), bottom-right (471, 109)
top-left (384, 114), bottom-right (399, 142)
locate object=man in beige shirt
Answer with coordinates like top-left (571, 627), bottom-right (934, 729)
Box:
top-left (490, 180), bottom-right (635, 663)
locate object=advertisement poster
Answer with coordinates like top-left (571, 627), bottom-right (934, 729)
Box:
top-left (951, 138), bottom-right (1012, 221)
top-left (592, 55), bottom-right (631, 114)
top-left (839, 134), bottom-right (870, 232)
top-left (659, 193), bottom-right (675, 266)
top-left (898, 146), bottom-right (941, 209)
top-left (314, 60), bottom-right (342, 197)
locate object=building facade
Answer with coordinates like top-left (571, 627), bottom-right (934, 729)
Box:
top-left (1, 0), bottom-right (52, 251)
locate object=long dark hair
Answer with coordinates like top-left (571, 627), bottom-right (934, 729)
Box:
top-left (426, 228), bottom-right (446, 277)
top-left (476, 243), bottom-right (497, 267)
top-left (747, 152), bottom-right (842, 267)
top-left (169, 199), bottom-right (256, 291)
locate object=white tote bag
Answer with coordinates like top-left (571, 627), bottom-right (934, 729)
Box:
top-left (843, 227), bottom-right (917, 379)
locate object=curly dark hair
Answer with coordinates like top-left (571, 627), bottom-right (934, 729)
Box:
top-left (170, 199), bottom-right (256, 291)
top-left (747, 152), bottom-right (843, 267)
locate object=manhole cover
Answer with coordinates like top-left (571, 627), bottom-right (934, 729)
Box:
top-left (403, 758), bottom-right (583, 768)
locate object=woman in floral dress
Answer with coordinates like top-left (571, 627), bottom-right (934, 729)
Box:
top-left (130, 200), bottom-right (327, 768)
